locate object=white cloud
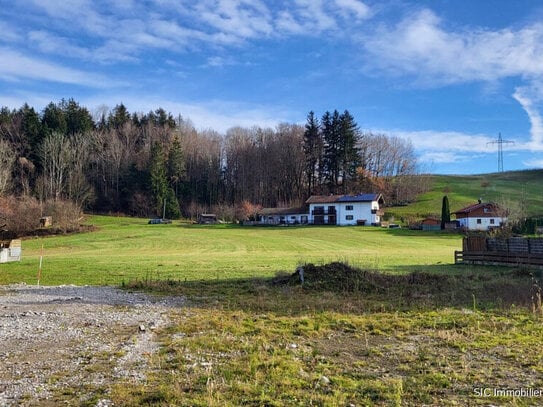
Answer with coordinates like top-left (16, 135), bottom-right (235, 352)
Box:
top-left (292, 0), bottom-right (338, 32)
top-left (195, 0), bottom-right (274, 40)
top-left (387, 129), bottom-right (495, 153)
top-left (0, 48), bottom-right (113, 88)
top-left (363, 9), bottom-right (543, 85)
top-left (11, 0), bottom-right (376, 67)
top-left (523, 158), bottom-right (543, 168)
top-left (334, 0), bottom-right (370, 20)
top-left (0, 20), bottom-right (22, 43)
top-left (28, 30), bottom-right (92, 60)
top-left (418, 151), bottom-right (464, 164)
top-left (513, 85), bottom-right (543, 151)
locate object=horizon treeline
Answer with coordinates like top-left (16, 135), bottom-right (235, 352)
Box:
top-left (0, 99), bottom-right (426, 219)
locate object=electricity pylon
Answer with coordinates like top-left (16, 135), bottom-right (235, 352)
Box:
top-left (487, 133), bottom-right (514, 172)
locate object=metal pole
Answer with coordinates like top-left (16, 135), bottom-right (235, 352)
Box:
top-left (37, 244), bottom-right (43, 286)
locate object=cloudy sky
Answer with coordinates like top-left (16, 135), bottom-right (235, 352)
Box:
top-left (1, 0), bottom-right (543, 174)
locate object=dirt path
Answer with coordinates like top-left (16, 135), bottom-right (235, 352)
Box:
top-left (0, 284), bottom-right (185, 406)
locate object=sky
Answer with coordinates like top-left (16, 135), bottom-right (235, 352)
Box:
top-left (1, 0), bottom-right (543, 175)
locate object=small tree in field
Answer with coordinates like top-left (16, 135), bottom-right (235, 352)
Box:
top-left (441, 195), bottom-right (450, 230)
top-left (236, 200), bottom-right (262, 222)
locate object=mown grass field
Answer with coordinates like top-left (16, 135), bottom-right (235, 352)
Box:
top-left (2, 215), bottom-right (543, 405)
top-left (0, 215), bottom-right (463, 286)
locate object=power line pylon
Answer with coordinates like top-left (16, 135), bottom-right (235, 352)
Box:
top-left (487, 133), bottom-right (514, 172)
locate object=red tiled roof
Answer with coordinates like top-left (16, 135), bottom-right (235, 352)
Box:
top-left (260, 207), bottom-right (307, 215)
top-left (453, 202), bottom-right (500, 215)
top-left (305, 195), bottom-right (344, 204)
top-left (305, 193), bottom-right (383, 204)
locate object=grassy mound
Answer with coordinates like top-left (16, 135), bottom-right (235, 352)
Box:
top-left (289, 261), bottom-right (449, 293)
top-left (284, 262), bottom-right (543, 311)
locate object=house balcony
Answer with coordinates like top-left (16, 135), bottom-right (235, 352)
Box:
top-left (312, 209), bottom-right (337, 216)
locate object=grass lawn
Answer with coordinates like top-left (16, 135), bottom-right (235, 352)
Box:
top-left (3, 215), bottom-right (543, 405)
top-left (0, 215), bottom-right (463, 286)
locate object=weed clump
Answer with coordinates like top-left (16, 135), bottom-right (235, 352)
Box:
top-left (289, 262), bottom-right (374, 292)
top-left (288, 262), bottom-right (447, 294)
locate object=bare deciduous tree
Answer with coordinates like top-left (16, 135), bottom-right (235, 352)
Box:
top-left (0, 139), bottom-right (15, 195)
top-left (40, 132), bottom-right (71, 200)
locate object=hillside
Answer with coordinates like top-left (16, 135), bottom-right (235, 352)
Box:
top-left (387, 169), bottom-right (543, 221)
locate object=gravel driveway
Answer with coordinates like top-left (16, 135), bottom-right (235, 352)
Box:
top-left (0, 284), bottom-right (185, 406)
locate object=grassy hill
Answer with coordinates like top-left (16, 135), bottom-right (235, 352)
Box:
top-left (387, 169), bottom-right (543, 222)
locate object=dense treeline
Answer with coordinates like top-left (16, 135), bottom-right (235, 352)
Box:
top-left (0, 100), bottom-right (425, 220)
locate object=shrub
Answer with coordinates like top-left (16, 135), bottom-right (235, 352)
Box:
top-left (0, 195), bottom-right (82, 236)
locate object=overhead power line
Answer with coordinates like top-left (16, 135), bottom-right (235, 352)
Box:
top-left (487, 133), bottom-right (514, 172)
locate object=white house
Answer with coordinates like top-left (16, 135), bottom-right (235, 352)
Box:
top-left (453, 201), bottom-right (506, 231)
top-left (306, 193), bottom-right (384, 226)
top-left (256, 193), bottom-right (384, 226)
top-left (258, 207), bottom-right (309, 225)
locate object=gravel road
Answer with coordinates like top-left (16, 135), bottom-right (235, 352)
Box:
top-left (0, 284), bottom-right (185, 406)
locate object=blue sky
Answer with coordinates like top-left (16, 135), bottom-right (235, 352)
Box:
top-left (1, 0), bottom-right (543, 174)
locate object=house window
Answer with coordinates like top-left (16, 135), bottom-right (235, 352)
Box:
top-left (477, 219), bottom-right (482, 224)
top-left (490, 219), bottom-right (495, 224)
top-left (346, 215), bottom-right (354, 221)
top-left (346, 205), bottom-right (353, 211)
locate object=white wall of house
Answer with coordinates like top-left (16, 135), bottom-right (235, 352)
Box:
top-left (260, 213), bottom-right (309, 225)
top-left (457, 216), bottom-right (504, 231)
top-left (309, 201), bottom-right (380, 226)
top-left (336, 202), bottom-right (379, 226)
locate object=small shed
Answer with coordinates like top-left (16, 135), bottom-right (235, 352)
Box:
top-left (198, 214), bottom-right (218, 224)
top-left (39, 216), bottom-right (53, 228)
top-left (421, 218), bottom-right (441, 231)
top-left (0, 239), bottom-right (21, 263)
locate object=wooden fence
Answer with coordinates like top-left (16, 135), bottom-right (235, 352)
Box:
top-left (455, 236), bottom-right (543, 268)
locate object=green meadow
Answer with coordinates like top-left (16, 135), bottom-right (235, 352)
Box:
top-left (388, 170), bottom-right (543, 220)
top-left (2, 169), bottom-right (543, 406)
top-left (0, 215), bottom-right (463, 286)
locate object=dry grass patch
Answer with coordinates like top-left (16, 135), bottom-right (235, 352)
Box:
top-left (112, 264), bottom-right (543, 406)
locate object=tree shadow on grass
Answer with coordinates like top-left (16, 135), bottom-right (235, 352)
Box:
top-left (124, 262), bottom-right (541, 316)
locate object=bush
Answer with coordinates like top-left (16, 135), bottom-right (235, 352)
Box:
top-left (43, 199), bottom-right (83, 232)
top-left (0, 195), bottom-right (82, 236)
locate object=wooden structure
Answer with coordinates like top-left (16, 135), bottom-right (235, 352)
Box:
top-left (39, 216), bottom-right (52, 227)
top-left (421, 217), bottom-right (440, 231)
top-left (455, 236), bottom-right (543, 268)
top-left (198, 214), bottom-right (218, 224)
top-left (0, 239), bottom-right (22, 263)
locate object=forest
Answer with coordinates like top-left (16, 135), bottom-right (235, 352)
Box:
top-left (0, 99), bottom-right (425, 223)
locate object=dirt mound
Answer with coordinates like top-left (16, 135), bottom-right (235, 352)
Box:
top-left (289, 262), bottom-right (449, 293)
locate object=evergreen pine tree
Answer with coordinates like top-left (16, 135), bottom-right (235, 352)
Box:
top-left (338, 110), bottom-right (361, 193)
top-left (149, 142), bottom-right (168, 217)
top-left (167, 135), bottom-right (185, 201)
top-left (303, 111), bottom-right (322, 195)
top-left (322, 110), bottom-right (342, 192)
top-left (441, 195), bottom-right (450, 230)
